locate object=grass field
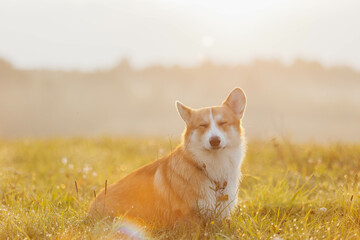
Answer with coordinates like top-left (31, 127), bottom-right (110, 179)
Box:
top-left (0, 138), bottom-right (359, 239)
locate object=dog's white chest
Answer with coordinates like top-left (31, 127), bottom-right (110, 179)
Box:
top-left (195, 147), bottom-right (244, 218)
top-left (197, 173), bottom-right (239, 218)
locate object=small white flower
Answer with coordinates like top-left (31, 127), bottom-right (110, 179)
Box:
top-left (320, 207), bottom-right (327, 212)
top-left (61, 157), bottom-right (68, 165)
top-left (68, 164), bottom-right (74, 170)
top-left (83, 164), bottom-right (92, 174)
top-left (92, 172), bottom-right (97, 177)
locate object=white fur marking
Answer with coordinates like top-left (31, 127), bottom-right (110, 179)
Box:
top-left (204, 109), bottom-right (226, 149)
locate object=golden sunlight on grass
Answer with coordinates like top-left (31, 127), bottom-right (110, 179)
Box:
top-left (0, 138), bottom-right (359, 239)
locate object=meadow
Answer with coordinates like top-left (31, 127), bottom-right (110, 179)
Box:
top-left (0, 137), bottom-right (359, 239)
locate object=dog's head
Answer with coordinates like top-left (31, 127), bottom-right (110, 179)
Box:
top-left (176, 88), bottom-right (246, 153)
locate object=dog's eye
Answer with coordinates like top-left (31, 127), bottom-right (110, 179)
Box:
top-left (218, 121), bottom-right (228, 126)
top-left (199, 123), bottom-right (208, 128)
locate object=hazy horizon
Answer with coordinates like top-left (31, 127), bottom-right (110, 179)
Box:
top-left (1, 0), bottom-right (360, 71)
top-left (1, 57), bottom-right (360, 142)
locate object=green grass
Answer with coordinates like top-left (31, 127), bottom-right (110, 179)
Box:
top-left (0, 137), bottom-right (359, 239)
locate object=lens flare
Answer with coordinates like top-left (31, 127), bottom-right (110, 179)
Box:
top-left (112, 219), bottom-right (147, 240)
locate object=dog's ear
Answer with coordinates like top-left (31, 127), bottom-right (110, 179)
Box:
top-left (223, 88), bottom-right (247, 119)
top-left (176, 101), bottom-right (193, 124)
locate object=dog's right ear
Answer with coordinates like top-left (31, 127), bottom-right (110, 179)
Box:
top-left (176, 101), bottom-right (193, 124)
top-left (223, 88), bottom-right (247, 120)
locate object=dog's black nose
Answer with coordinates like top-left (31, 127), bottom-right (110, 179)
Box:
top-left (209, 136), bottom-right (220, 147)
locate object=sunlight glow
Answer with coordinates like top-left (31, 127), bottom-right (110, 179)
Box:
top-left (202, 36), bottom-right (214, 48)
top-left (0, 0), bottom-right (359, 70)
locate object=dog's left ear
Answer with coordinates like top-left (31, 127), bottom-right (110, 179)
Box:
top-left (223, 88), bottom-right (247, 119)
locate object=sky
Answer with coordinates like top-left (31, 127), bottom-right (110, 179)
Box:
top-left (0, 0), bottom-right (360, 70)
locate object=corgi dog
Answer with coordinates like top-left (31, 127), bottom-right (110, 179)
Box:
top-left (89, 88), bottom-right (247, 227)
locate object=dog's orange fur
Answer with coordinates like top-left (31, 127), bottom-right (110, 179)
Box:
top-left (89, 88), bottom-right (247, 227)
